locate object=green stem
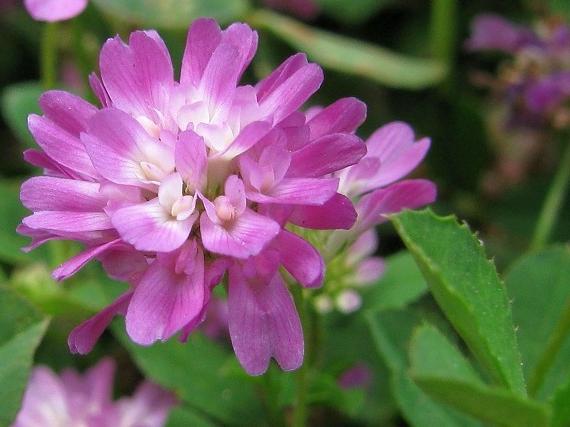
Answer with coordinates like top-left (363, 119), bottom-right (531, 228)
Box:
top-left (430, 0), bottom-right (457, 67)
top-left (41, 23), bottom-right (58, 89)
top-left (292, 287), bottom-right (310, 427)
top-left (528, 300), bottom-right (570, 396)
top-left (530, 137), bottom-right (570, 251)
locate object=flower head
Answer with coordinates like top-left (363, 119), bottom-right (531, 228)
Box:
top-left (12, 358), bottom-right (175, 427)
top-left (24, 0), bottom-right (88, 22)
top-left (20, 18), bottom-right (368, 375)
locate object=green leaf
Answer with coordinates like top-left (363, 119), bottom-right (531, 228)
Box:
top-left (551, 379), bottom-right (570, 427)
top-left (0, 286), bottom-right (49, 426)
top-left (409, 324), bottom-right (551, 427)
top-left (316, 0), bottom-right (394, 25)
top-left (249, 10), bottom-right (446, 89)
top-left (92, 0), bottom-right (250, 29)
top-left (506, 246), bottom-right (570, 398)
top-left (550, 0), bottom-right (570, 21)
top-left (1, 82), bottom-right (43, 149)
top-left (0, 180), bottom-right (46, 264)
top-left (391, 209), bottom-right (526, 394)
top-left (363, 251), bottom-right (427, 312)
top-left (113, 326), bottom-right (265, 426)
top-left (166, 406), bottom-right (218, 427)
top-left (366, 310), bottom-right (480, 427)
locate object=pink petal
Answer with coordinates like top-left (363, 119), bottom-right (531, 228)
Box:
top-left (28, 114), bottom-right (97, 179)
top-left (272, 230), bottom-right (324, 288)
top-left (247, 177), bottom-right (339, 205)
top-left (218, 121), bottom-right (271, 159)
top-left (175, 130), bottom-right (207, 191)
top-left (24, 0), bottom-right (87, 21)
top-left (256, 53), bottom-right (309, 101)
top-left (220, 22), bottom-right (258, 78)
top-left (89, 73), bottom-right (111, 107)
top-left (83, 108), bottom-right (174, 188)
top-left (228, 267), bottom-right (303, 375)
top-left (126, 243), bottom-right (205, 345)
top-left (353, 257), bottom-right (385, 285)
top-left (180, 18), bottom-right (222, 87)
top-left (52, 239), bottom-right (121, 281)
top-left (115, 382), bottom-right (176, 427)
top-left (23, 211), bottom-right (112, 232)
top-left (288, 193), bottom-right (357, 230)
top-left (23, 149), bottom-right (72, 178)
top-left (68, 292), bottom-right (132, 354)
top-left (287, 133), bottom-right (366, 178)
top-left (346, 229), bottom-right (378, 265)
top-left (354, 179), bottom-right (437, 234)
top-left (39, 91), bottom-right (97, 136)
top-left (21, 177), bottom-right (106, 212)
top-left (112, 198), bottom-right (195, 253)
top-left (307, 97), bottom-right (367, 139)
top-left (100, 31), bottom-right (173, 118)
top-left (200, 209), bottom-right (280, 259)
top-left (99, 246), bottom-right (148, 282)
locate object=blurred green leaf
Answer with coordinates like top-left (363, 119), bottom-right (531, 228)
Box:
top-left (366, 310), bottom-right (480, 427)
top-left (391, 209), bottom-right (526, 394)
top-left (249, 10), bottom-right (446, 89)
top-left (92, 0), bottom-right (250, 29)
top-left (113, 327), bottom-right (265, 426)
top-left (409, 324), bottom-right (550, 427)
top-left (551, 379), bottom-right (570, 427)
top-left (0, 180), bottom-right (46, 264)
top-left (1, 82), bottom-right (42, 149)
top-left (166, 406), bottom-right (218, 427)
top-left (550, 0), bottom-right (570, 20)
top-left (364, 251), bottom-right (427, 312)
top-left (316, 0), bottom-right (394, 25)
top-left (506, 246), bottom-right (570, 399)
top-left (0, 286), bottom-right (49, 426)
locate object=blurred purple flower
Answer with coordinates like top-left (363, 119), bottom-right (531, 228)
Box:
top-left (19, 18), bottom-right (370, 376)
top-left (465, 14), bottom-right (540, 53)
top-left (24, 0), bottom-right (88, 22)
top-left (338, 362), bottom-right (373, 390)
top-left (12, 359), bottom-right (175, 427)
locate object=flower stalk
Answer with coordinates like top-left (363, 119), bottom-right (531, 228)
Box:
top-left (40, 23), bottom-right (58, 89)
top-left (530, 134), bottom-right (570, 251)
top-left (292, 287), bottom-right (310, 427)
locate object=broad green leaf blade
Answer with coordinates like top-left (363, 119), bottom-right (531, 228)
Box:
top-left (113, 326), bottom-right (264, 426)
top-left (506, 246), bottom-right (570, 399)
top-left (366, 310), bottom-right (480, 427)
top-left (551, 379), bottom-right (570, 427)
top-left (391, 209), bottom-right (526, 394)
top-left (1, 82), bottom-right (42, 149)
top-left (249, 10), bottom-right (447, 89)
top-left (0, 286), bottom-right (49, 426)
top-left (166, 406), bottom-right (218, 427)
top-left (363, 251), bottom-right (427, 312)
top-left (409, 324), bottom-right (550, 427)
top-left (92, 0), bottom-right (250, 29)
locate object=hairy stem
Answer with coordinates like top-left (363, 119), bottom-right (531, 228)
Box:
top-left (530, 137), bottom-right (570, 251)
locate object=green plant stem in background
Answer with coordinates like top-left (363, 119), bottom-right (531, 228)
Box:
top-left (292, 287), bottom-right (310, 427)
top-left (41, 23), bottom-right (58, 89)
top-left (430, 0), bottom-right (457, 68)
top-left (528, 300), bottom-right (570, 396)
top-left (530, 137), bottom-right (570, 251)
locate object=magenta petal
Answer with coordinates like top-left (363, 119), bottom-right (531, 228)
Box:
top-left (288, 193), bottom-right (357, 230)
top-left (39, 91), bottom-right (97, 136)
top-left (112, 199), bottom-right (194, 253)
top-left (125, 244), bottom-right (205, 345)
top-left (248, 177), bottom-right (338, 206)
top-left (273, 230), bottom-right (324, 288)
top-left (354, 257), bottom-right (385, 285)
top-left (89, 73), bottom-right (111, 108)
top-left (200, 209), bottom-right (280, 259)
top-left (100, 31), bottom-right (173, 117)
top-left (219, 121), bottom-right (271, 159)
top-left (228, 268), bottom-right (303, 375)
top-left (23, 211), bottom-right (112, 232)
top-left (21, 177), bottom-right (106, 212)
top-left (307, 97), bottom-right (367, 139)
top-left (68, 292), bottom-right (132, 354)
top-left (28, 114), bottom-right (97, 179)
top-left (175, 130), bottom-right (207, 191)
top-left (256, 53), bottom-right (309, 101)
top-left (24, 0), bottom-right (88, 21)
top-left (180, 18), bottom-right (222, 86)
top-left (465, 14), bottom-right (539, 53)
top-left (288, 133), bottom-right (366, 178)
top-left (354, 179), bottom-right (437, 233)
top-left (53, 239), bottom-right (121, 281)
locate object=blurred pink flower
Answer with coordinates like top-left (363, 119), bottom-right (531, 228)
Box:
top-left (24, 0), bottom-right (88, 22)
top-left (20, 18), bottom-right (368, 375)
top-left (12, 359), bottom-right (175, 427)
top-left (338, 362), bottom-right (373, 390)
